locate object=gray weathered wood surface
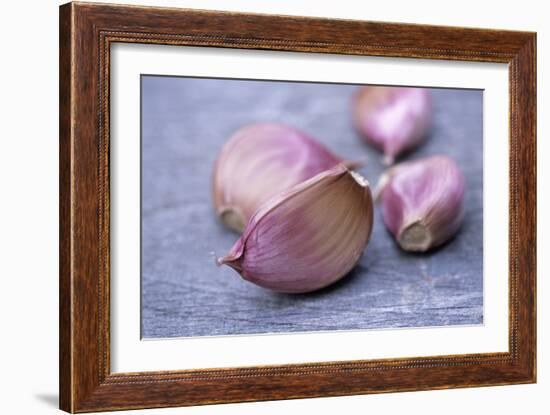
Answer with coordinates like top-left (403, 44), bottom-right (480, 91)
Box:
top-left (141, 76), bottom-right (483, 338)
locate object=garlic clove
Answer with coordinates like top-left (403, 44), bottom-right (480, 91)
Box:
top-left (376, 155), bottom-right (465, 252)
top-left (218, 165), bottom-right (374, 293)
top-left (353, 86), bottom-right (431, 164)
top-left (213, 123), bottom-right (344, 233)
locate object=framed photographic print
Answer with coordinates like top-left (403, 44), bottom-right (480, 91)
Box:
top-left (59, 2), bottom-right (536, 412)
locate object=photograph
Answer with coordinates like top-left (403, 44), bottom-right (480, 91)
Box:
top-left (51, 1), bottom-right (537, 412)
top-left (140, 76), bottom-right (483, 338)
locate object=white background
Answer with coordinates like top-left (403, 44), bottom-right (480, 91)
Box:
top-left (111, 45), bottom-right (509, 372)
top-left (0, 0), bottom-right (546, 414)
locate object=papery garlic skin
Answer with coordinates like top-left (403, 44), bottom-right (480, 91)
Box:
top-left (218, 165), bottom-right (374, 293)
top-left (213, 123), bottom-right (343, 232)
top-left (377, 155), bottom-right (465, 252)
top-left (353, 86), bottom-right (431, 164)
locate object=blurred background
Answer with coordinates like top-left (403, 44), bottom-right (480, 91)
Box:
top-left (140, 75), bottom-right (483, 338)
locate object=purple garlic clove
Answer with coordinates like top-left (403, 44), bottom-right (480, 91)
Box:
top-left (218, 165), bottom-right (374, 293)
top-left (213, 122), bottom-right (344, 233)
top-left (376, 155), bottom-right (465, 252)
top-left (353, 86), bottom-right (431, 164)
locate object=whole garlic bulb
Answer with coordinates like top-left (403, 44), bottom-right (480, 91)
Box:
top-left (218, 165), bottom-right (374, 293)
top-left (353, 86), bottom-right (431, 164)
top-left (213, 123), bottom-right (344, 232)
top-left (376, 155), bottom-right (465, 252)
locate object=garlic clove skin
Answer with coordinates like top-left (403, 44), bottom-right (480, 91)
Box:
top-left (376, 155), bottom-right (465, 252)
top-left (213, 123), bottom-right (344, 233)
top-left (218, 165), bottom-right (374, 293)
top-left (353, 86), bottom-right (431, 164)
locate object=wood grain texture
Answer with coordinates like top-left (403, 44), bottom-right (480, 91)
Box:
top-left (59, 4), bottom-right (73, 411)
top-left (59, 2), bottom-right (536, 412)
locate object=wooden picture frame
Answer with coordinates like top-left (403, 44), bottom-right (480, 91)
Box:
top-left (59, 2), bottom-right (536, 412)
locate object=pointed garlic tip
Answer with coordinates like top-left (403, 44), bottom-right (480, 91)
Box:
top-left (218, 165), bottom-right (374, 293)
top-left (373, 162), bottom-right (404, 202)
top-left (212, 122), bottom-right (344, 232)
top-left (378, 155), bottom-right (465, 252)
top-left (353, 86), bottom-right (431, 164)
top-left (216, 255), bottom-right (241, 271)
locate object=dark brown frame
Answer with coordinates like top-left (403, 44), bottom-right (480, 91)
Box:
top-left (59, 2), bottom-right (536, 412)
